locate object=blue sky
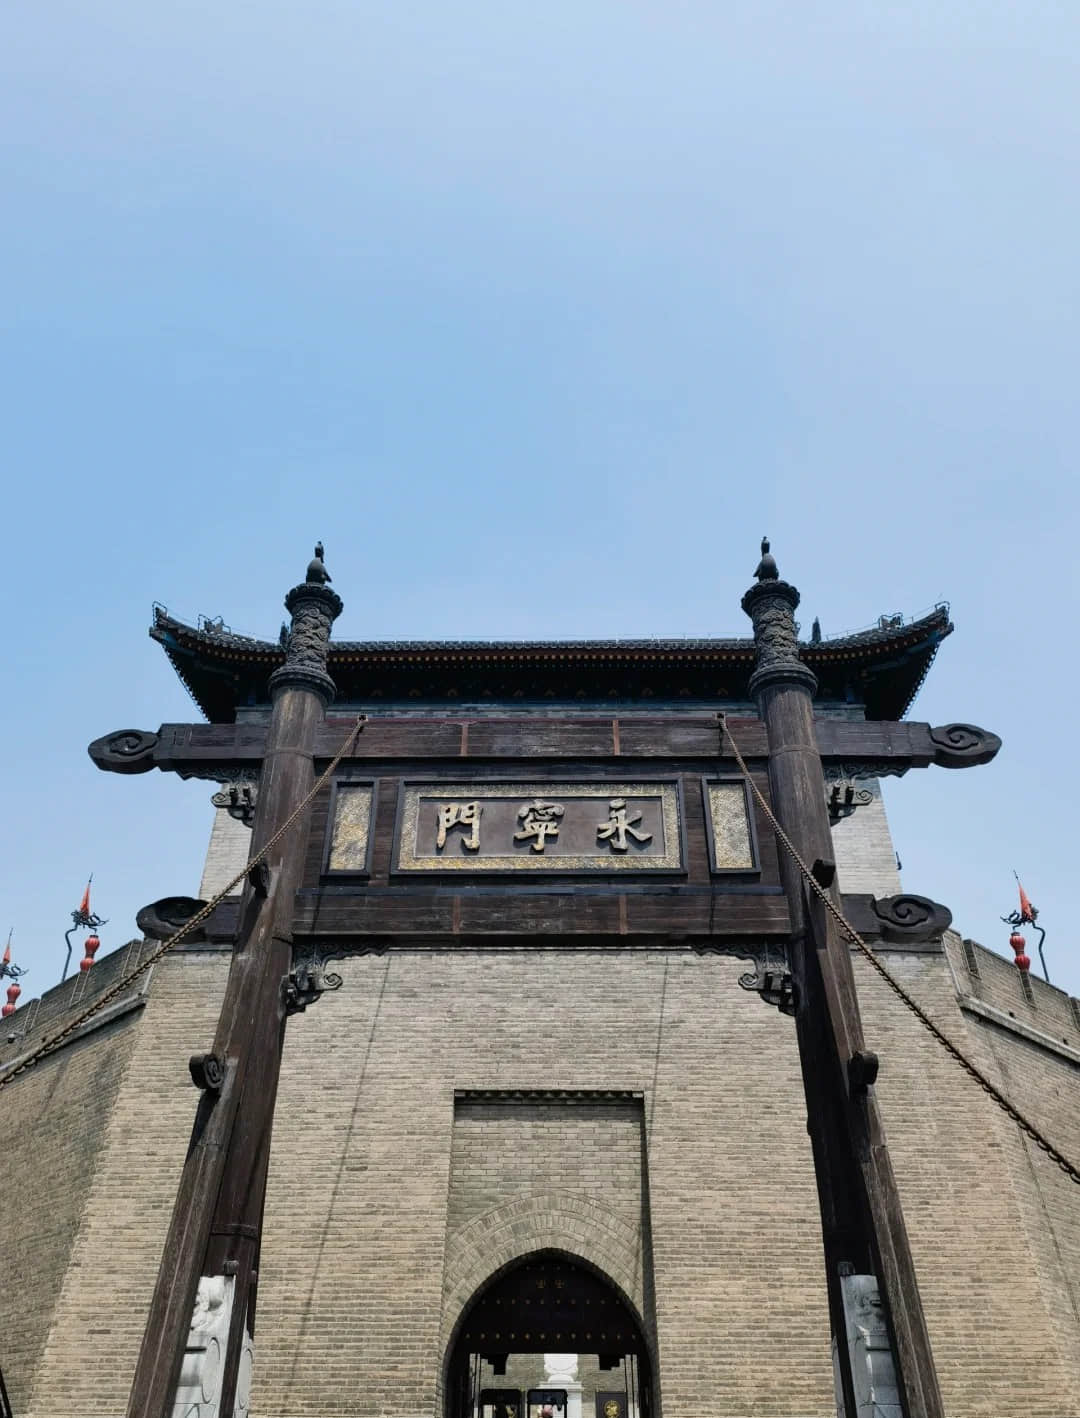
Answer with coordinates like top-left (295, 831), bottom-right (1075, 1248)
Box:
top-left (2, 3), bottom-right (1078, 1003)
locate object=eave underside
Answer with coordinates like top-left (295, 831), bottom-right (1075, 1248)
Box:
top-left (150, 609), bottom-right (952, 724)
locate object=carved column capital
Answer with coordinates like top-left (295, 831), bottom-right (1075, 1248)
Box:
top-left (268, 578), bottom-right (344, 704)
top-left (741, 578), bottom-right (818, 697)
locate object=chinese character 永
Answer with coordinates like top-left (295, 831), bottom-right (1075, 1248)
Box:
top-left (435, 801), bottom-right (482, 852)
top-left (513, 799), bottom-right (565, 853)
top-left (596, 798), bottom-right (652, 852)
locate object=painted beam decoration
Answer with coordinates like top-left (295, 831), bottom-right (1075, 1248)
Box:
top-left (392, 782), bottom-right (684, 873)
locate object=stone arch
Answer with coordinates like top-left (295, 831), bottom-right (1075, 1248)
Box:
top-left (441, 1244), bottom-right (657, 1418)
top-left (440, 1190), bottom-right (648, 1359)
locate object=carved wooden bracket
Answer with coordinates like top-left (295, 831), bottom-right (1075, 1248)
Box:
top-left (928, 723), bottom-right (1001, 768)
top-left (844, 893), bottom-right (953, 943)
top-left (87, 729), bottom-right (159, 774)
top-left (136, 896), bottom-right (209, 943)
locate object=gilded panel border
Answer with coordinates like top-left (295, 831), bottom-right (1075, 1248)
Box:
top-left (323, 780), bottom-right (376, 876)
top-left (701, 776), bottom-right (760, 874)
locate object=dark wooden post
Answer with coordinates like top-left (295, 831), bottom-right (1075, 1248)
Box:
top-left (741, 542), bottom-right (945, 1418)
top-left (125, 548), bottom-right (343, 1418)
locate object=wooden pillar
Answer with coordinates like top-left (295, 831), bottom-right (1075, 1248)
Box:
top-left (126, 549), bottom-right (343, 1418)
top-left (741, 543), bottom-right (945, 1418)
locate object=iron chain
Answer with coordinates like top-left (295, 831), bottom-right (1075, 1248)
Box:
top-left (719, 713), bottom-right (1080, 1187)
top-left (0, 716), bottom-right (367, 1093)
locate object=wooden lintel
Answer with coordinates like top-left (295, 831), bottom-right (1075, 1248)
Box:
top-left (93, 715), bottom-right (1001, 778)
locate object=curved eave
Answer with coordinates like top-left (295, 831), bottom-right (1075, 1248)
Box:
top-left (150, 606), bottom-right (952, 724)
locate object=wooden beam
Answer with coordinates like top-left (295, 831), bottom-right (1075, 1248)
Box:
top-left (89, 714), bottom-right (1001, 777)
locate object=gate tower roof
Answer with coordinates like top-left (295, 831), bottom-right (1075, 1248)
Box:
top-left (150, 604), bottom-right (952, 723)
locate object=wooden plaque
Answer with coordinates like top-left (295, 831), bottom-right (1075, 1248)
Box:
top-left (392, 781), bottom-right (684, 873)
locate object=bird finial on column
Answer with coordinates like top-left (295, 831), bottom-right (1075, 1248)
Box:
top-left (270, 546), bottom-right (344, 704)
top-left (306, 542), bottom-right (331, 585)
top-left (754, 537), bottom-right (779, 582)
top-left (741, 537), bottom-right (817, 698)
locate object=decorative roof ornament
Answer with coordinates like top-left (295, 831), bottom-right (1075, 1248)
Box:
top-left (1, 931), bottom-right (25, 1018)
top-left (63, 878), bottom-right (107, 984)
top-left (306, 542), bottom-right (332, 585)
top-left (753, 536), bottom-right (779, 582)
top-left (1001, 875), bottom-right (1048, 982)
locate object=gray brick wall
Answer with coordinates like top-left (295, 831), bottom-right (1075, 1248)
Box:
top-left (830, 782), bottom-right (901, 898)
top-left (199, 800), bottom-right (253, 898)
top-left (2, 936), bottom-right (1079, 1417)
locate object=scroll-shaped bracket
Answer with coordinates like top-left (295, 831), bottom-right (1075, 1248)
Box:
top-left (739, 961), bottom-right (797, 1015)
top-left (87, 729), bottom-right (159, 774)
top-left (189, 1051), bottom-right (226, 1092)
top-left (691, 941), bottom-right (796, 1014)
top-left (283, 941), bottom-right (390, 1016)
top-left (929, 723), bottom-right (1002, 768)
top-left (871, 893), bottom-right (952, 942)
top-left (826, 780), bottom-right (874, 824)
top-left (137, 896), bottom-right (209, 943)
top-left (284, 951), bottom-right (344, 1016)
top-left (847, 1050), bottom-right (880, 1096)
top-left (248, 862), bottom-right (271, 898)
top-left (842, 893), bottom-right (953, 944)
top-left (211, 781), bottom-right (258, 827)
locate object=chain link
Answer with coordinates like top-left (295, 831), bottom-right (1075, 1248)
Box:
top-left (0, 715), bottom-right (367, 1094)
top-left (719, 713), bottom-right (1080, 1186)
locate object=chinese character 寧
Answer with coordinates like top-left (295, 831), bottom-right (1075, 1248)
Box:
top-left (513, 799), bottom-right (565, 853)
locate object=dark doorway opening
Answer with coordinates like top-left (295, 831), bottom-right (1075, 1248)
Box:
top-left (446, 1252), bottom-right (653, 1418)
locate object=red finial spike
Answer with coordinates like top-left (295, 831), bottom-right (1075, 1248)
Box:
top-left (2, 941), bottom-right (10, 968)
top-left (1016, 878), bottom-right (1036, 925)
top-left (79, 879), bottom-right (92, 917)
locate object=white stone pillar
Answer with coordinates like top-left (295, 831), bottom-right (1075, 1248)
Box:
top-left (172, 1275), bottom-right (254, 1418)
top-left (543, 1353), bottom-right (582, 1418)
top-left (832, 1273), bottom-right (901, 1418)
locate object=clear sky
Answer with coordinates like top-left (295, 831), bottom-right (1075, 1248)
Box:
top-left (2, 4), bottom-right (1078, 1006)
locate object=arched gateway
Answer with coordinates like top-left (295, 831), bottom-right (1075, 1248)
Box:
top-left (445, 1252), bottom-right (654, 1418)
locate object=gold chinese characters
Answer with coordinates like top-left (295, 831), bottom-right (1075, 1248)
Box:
top-left (436, 801), bottom-right (482, 851)
top-left (395, 782), bottom-right (684, 873)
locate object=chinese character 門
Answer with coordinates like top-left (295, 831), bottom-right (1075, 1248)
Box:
top-left (596, 798), bottom-right (652, 852)
top-left (435, 801), bottom-right (482, 851)
top-left (513, 799), bottom-right (565, 853)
